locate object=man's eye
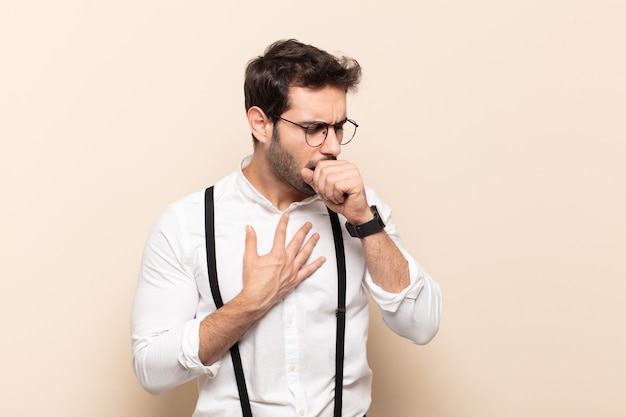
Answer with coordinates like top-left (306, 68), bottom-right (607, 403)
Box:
top-left (307, 124), bottom-right (327, 134)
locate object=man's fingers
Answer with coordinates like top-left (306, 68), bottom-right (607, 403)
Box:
top-left (297, 256), bottom-right (327, 281)
top-left (292, 232), bottom-right (320, 267)
top-left (285, 221), bottom-right (313, 256)
top-left (308, 161), bottom-right (359, 204)
top-left (271, 212), bottom-right (289, 252)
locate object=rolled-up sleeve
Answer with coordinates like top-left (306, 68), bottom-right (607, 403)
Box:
top-left (363, 194), bottom-right (442, 345)
top-left (365, 256), bottom-right (442, 344)
top-left (131, 205), bottom-right (220, 394)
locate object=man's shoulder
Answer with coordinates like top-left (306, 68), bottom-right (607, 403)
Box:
top-left (148, 171), bottom-right (237, 238)
top-left (153, 171), bottom-right (235, 223)
top-left (169, 171), bottom-right (238, 208)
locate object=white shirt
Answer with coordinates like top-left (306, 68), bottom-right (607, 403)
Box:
top-left (131, 157), bottom-right (442, 417)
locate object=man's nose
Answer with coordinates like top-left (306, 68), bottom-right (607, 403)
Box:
top-left (320, 128), bottom-right (341, 156)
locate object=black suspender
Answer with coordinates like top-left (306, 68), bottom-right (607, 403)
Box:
top-left (204, 186), bottom-right (347, 416)
top-left (328, 207), bottom-right (347, 417)
top-left (204, 187), bottom-right (253, 417)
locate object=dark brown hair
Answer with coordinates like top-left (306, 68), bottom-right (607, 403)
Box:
top-left (244, 39), bottom-right (362, 124)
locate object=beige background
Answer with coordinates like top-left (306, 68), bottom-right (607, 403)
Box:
top-left (1, 1), bottom-right (625, 416)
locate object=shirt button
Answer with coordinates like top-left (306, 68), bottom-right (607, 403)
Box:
top-left (299, 410), bottom-right (305, 416)
top-left (286, 316), bottom-right (293, 325)
top-left (289, 364), bottom-right (296, 372)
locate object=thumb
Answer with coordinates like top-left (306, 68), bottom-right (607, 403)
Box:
top-left (243, 225), bottom-right (258, 260)
top-left (301, 168), bottom-right (314, 185)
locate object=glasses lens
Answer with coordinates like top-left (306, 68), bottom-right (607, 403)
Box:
top-left (338, 120), bottom-right (357, 145)
top-left (305, 123), bottom-right (329, 147)
top-left (304, 120), bottom-right (358, 147)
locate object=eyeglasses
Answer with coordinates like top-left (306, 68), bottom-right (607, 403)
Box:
top-left (272, 115), bottom-right (359, 147)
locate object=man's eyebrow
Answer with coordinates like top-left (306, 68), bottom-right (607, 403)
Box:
top-left (302, 117), bottom-right (348, 125)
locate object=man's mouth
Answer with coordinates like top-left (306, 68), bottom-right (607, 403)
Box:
top-left (306, 156), bottom-right (337, 170)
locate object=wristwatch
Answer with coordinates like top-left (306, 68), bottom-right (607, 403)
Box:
top-left (345, 205), bottom-right (386, 238)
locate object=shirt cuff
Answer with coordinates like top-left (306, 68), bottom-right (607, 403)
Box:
top-left (178, 318), bottom-right (222, 378)
top-left (365, 249), bottom-right (424, 313)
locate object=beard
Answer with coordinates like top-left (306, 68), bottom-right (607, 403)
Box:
top-left (266, 127), bottom-right (335, 196)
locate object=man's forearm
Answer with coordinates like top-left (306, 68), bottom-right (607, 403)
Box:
top-left (198, 294), bottom-right (267, 366)
top-left (362, 230), bottom-right (442, 344)
top-left (361, 231), bottom-right (410, 293)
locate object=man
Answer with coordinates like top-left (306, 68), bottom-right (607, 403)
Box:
top-left (132, 39), bottom-right (441, 417)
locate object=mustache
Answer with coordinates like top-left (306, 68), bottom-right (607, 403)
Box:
top-left (305, 156), bottom-right (337, 170)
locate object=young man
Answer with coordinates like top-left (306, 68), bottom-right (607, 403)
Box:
top-left (132, 39), bottom-right (441, 417)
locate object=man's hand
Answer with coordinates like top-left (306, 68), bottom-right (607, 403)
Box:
top-left (301, 160), bottom-right (373, 224)
top-left (199, 213), bottom-right (325, 366)
top-left (240, 213), bottom-right (326, 313)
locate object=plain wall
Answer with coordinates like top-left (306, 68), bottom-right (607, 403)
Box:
top-left (1, 1), bottom-right (624, 416)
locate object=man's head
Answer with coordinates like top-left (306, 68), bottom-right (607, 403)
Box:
top-left (244, 39), bottom-right (361, 144)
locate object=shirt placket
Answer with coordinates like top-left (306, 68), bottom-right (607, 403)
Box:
top-left (283, 292), bottom-right (308, 416)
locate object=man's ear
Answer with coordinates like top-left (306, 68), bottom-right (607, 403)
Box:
top-left (247, 106), bottom-right (273, 144)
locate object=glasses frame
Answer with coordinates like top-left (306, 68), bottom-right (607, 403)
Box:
top-left (272, 115), bottom-right (359, 147)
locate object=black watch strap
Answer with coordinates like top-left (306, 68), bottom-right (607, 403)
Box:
top-left (345, 205), bottom-right (386, 238)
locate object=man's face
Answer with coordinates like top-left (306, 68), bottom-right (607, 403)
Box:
top-left (265, 85), bottom-right (347, 196)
